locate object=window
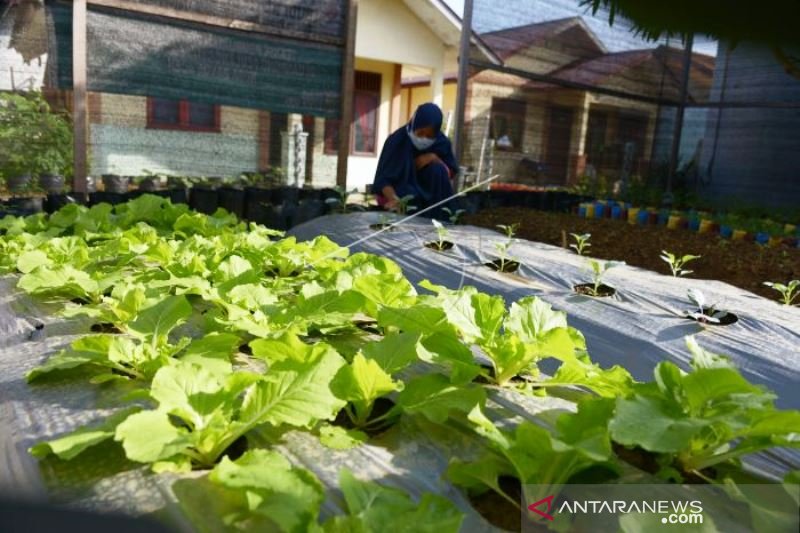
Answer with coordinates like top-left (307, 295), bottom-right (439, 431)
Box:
top-left (585, 110), bottom-right (608, 166)
top-left (490, 98), bottom-right (526, 152)
top-left (146, 97), bottom-right (220, 132)
top-left (324, 70), bottom-right (381, 155)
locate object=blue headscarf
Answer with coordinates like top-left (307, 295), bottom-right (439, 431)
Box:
top-left (373, 103), bottom-right (458, 199)
top-left (409, 102), bottom-right (444, 133)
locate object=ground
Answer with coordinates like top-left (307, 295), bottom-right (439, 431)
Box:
top-left (463, 208), bottom-right (800, 301)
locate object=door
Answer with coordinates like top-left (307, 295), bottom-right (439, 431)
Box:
top-left (545, 106), bottom-right (574, 183)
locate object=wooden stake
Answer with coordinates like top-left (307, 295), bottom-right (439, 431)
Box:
top-left (72, 0), bottom-right (89, 195)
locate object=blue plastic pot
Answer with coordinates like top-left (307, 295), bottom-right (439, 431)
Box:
top-left (578, 205), bottom-right (587, 218)
top-left (688, 218), bottom-right (701, 232)
top-left (611, 205), bottom-right (623, 219)
top-left (755, 232), bottom-right (770, 245)
top-left (636, 210), bottom-right (649, 225)
top-left (594, 202), bottom-right (606, 218)
top-left (720, 225), bottom-right (733, 239)
top-left (657, 211), bottom-right (669, 226)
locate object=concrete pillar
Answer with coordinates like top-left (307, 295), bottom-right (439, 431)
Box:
top-left (281, 114), bottom-right (309, 187)
top-left (390, 63), bottom-right (403, 131)
top-left (431, 62), bottom-right (444, 107)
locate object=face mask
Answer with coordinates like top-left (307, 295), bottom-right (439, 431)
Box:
top-left (408, 127), bottom-right (435, 150)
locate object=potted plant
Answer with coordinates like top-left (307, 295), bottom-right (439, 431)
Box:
top-left (1, 91), bottom-right (72, 196)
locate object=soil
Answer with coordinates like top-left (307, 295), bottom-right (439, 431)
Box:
top-left (469, 476), bottom-right (523, 532)
top-left (465, 208), bottom-right (800, 300)
top-left (573, 282), bottom-right (616, 297)
top-left (369, 223), bottom-right (396, 231)
top-left (332, 397), bottom-right (398, 438)
top-left (424, 240), bottom-right (454, 251)
top-left (90, 323), bottom-right (122, 334)
top-left (611, 442), bottom-right (715, 484)
top-left (485, 259), bottom-right (521, 273)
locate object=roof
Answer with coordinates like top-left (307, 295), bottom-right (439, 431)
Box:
top-left (522, 45), bottom-right (715, 100)
top-left (481, 17), bottom-right (607, 61)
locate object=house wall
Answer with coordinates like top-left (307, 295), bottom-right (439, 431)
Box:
top-left (87, 93), bottom-right (260, 177)
top-left (399, 82), bottom-right (457, 128)
top-left (310, 57), bottom-right (397, 190)
top-left (356, 0), bottom-right (446, 72)
top-left (698, 42), bottom-right (800, 208)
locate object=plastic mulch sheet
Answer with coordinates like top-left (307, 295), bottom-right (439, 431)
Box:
top-left (290, 212), bottom-right (800, 479)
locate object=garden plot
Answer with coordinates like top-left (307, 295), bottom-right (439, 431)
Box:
top-left (291, 212), bottom-right (800, 409)
top-left (291, 213), bottom-right (800, 479)
top-left (1, 198), bottom-right (798, 533)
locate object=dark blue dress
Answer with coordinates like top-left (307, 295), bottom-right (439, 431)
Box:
top-left (372, 127), bottom-right (459, 218)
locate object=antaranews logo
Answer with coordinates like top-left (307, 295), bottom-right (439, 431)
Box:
top-left (527, 494), bottom-right (703, 526)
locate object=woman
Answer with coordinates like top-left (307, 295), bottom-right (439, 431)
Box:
top-left (372, 102), bottom-right (458, 218)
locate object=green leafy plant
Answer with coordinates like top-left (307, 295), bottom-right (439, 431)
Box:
top-left (685, 288), bottom-right (728, 324)
top-left (325, 186), bottom-right (361, 214)
top-left (585, 259), bottom-right (624, 296)
top-left (429, 219), bottom-right (451, 251)
top-left (395, 194), bottom-right (416, 216)
top-left (569, 232), bottom-right (591, 255)
top-left (0, 91), bottom-right (73, 179)
top-left (172, 449), bottom-right (325, 532)
top-left (609, 337), bottom-right (800, 476)
top-left (763, 280), bottom-right (799, 306)
top-left (493, 223), bottom-right (519, 272)
top-left (448, 398), bottom-right (618, 511)
top-left (442, 207), bottom-right (465, 225)
top-left (660, 250), bottom-right (700, 277)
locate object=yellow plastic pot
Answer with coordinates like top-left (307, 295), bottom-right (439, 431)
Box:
top-left (698, 219), bottom-right (714, 234)
top-left (627, 207), bottom-right (640, 224)
top-left (768, 235), bottom-right (783, 247)
top-left (732, 229), bottom-right (748, 241)
top-left (667, 215), bottom-right (683, 230)
top-left (785, 223), bottom-right (796, 234)
top-left (585, 203), bottom-right (595, 218)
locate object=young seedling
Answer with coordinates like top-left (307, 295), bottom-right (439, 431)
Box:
top-left (569, 233), bottom-right (591, 256)
top-left (442, 207), bottom-right (465, 225)
top-left (492, 223), bottom-right (520, 272)
top-left (660, 250), bottom-right (701, 277)
top-left (763, 280), bottom-right (799, 306)
top-left (324, 186), bottom-right (359, 213)
top-left (395, 194), bottom-right (416, 215)
top-left (685, 288), bottom-right (729, 324)
top-left (429, 219), bottom-right (451, 251)
top-left (582, 259), bottom-right (624, 297)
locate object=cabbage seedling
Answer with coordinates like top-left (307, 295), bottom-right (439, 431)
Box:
top-left (685, 288), bottom-right (727, 324)
top-left (569, 233), bottom-right (591, 255)
top-left (395, 195), bottom-right (416, 215)
top-left (324, 186), bottom-right (360, 213)
top-left (494, 223), bottom-right (519, 272)
top-left (763, 280), bottom-right (799, 306)
top-left (442, 207), bottom-right (465, 225)
top-left (430, 219), bottom-right (451, 251)
top-left (660, 250), bottom-right (701, 277)
top-left (586, 259), bottom-right (624, 296)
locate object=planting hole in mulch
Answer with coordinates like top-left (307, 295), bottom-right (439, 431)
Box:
top-left (485, 259), bottom-right (521, 273)
top-left (573, 283), bottom-right (616, 297)
top-left (469, 475), bottom-right (523, 532)
top-left (369, 223), bottom-right (396, 232)
top-left (239, 343), bottom-right (253, 356)
top-left (332, 397), bottom-right (398, 438)
top-left (473, 364), bottom-right (530, 386)
top-left (354, 320), bottom-right (381, 334)
top-left (90, 323), bottom-right (122, 334)
top-left (69, 296), bottom-right (91, 305)
top-left (265, 268), bottom-right (301, 278)
top-left (686, 307), bottom-right (739, 326)
top-left (216, 435), bottom-right (248, 464)
top-left (424, 241), bottom-right (454, 251)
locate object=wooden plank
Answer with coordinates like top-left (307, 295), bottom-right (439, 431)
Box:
top-left (336, 0), bottom-right (358, 189)
top-left (257, 111), bottom-right (271, 173)
top-left (453, 0), bottom-right (474, 164)
top-left (85, 0), bottom-right (344, 46)
top-left (72, 0), bottom-right (89, 195)
top-left (390, 63), bottom-right (402, 131)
